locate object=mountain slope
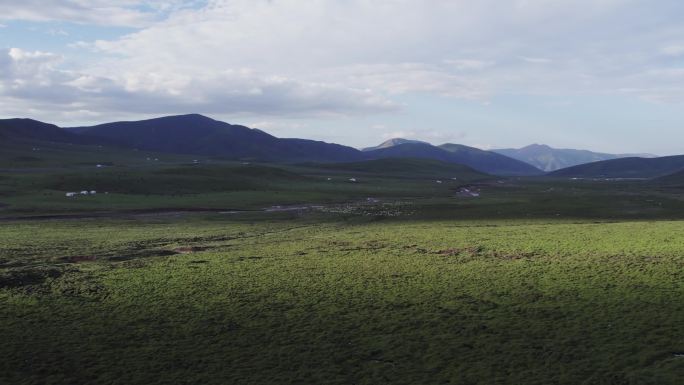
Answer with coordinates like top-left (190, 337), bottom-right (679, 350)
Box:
top-left (363, 142), bottom-right (542, 176)
top-left (69, 114), bottom-right (365, 163)
top-left (362, 138), bottom-right (429, 151)
top-left (312, 158), bottom-right (488, 180)
top-left (494, 144), bottom-right (654, 172)
top-left (0, 118), bottom-right (102, 145)
top-left (653, 169), bottom-right (684, 186)
top-left (549, 155), bottom-right (684, 179)
top-left (438, 143), bottom-right (542, 176)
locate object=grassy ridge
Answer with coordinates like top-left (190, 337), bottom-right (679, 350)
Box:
top-left (1, 215), bottom-right (683, 384)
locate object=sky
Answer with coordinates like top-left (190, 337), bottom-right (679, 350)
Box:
top-left (1, 0), bottom-right (684, 154)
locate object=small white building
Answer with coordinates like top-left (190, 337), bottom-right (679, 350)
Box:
top-left (65, 192), bottom-right (76, 197)
top-left (80, 191), bottom-right (89, 195)
top-left (349, 178), bottom-right (357, 183)
top-left (436, 180), bottom-right (443, 184)
top-left (90, 190), bottom-right (97, 195)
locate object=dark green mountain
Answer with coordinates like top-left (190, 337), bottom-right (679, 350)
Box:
top-left (549, 155), bottom-right (684, 179)
top-left (494, 144), bottom-right (655, 172)
top-left (68, 114), bottom-right (365, 163)
top-left (363, 142), bottom-right (542, 176)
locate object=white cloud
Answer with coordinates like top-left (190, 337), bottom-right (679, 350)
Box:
top-left (520, 56), bottom-right (553, 64)
top-left (0, 1), bottom-right (158, 27)
top-left (3, 0), bottom-right (684, 123)
top-left (0, 47), bottom-right (396, 122)
top-left (444, 59), bottom-right (496, 71)
top-left (662, 44), bottom-right (684, 57)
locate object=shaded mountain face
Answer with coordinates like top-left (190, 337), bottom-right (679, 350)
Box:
top-left (0, 118), bottom-right (103, 145)
top-left (69, 114), bottom-right (365, 163)
top-left (362, 138), bottom-right (429, 151)
top-left (493, 144), bottom-right (655, 172)
top-left (549, 155), bottom-right (684, 179)
top-left (363, 142), bottom-right (542, 176)
top-left (654, 169), bottom-right (684, 186)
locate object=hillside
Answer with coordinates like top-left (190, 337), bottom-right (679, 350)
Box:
top-left (494, 144), bottom-right (654, 172)
top-left (362, 138), bottom-right (429, 151)
top-left (653, 169), bottom-right (684, 186)
top-left (310, 158), bottom-right (488, 180)
top-left (549, 155), bottom-right (684, 178)
top-left (69, 114), bottom-right (365, 163)
top-left (0, 118), bottom-right (103, 145)
top-left (363, 142), bottom-right (541, 176)
top-left (438, 143), bottom-right (542, 176)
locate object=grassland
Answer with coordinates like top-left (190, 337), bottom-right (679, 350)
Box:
top-left (1, 144), bottom-right (684, 384)
top-left (1, 213), bottom-right (683, 384)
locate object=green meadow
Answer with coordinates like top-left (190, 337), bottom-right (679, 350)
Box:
top-left (1, 143), bottom-right (684, 384)
top-left (1, 215), bottom-right (683, 384)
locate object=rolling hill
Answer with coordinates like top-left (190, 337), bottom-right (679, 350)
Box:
top-left (0, 118), bottom-right (102, 145)
top-left (652, 169), bottom-right (684, 186)
top-left (363, 142), bottom-right (542, 176)
top-left (549, 155), bottom-right (684, 179)
top-left (494, 144), bottom-right (654, 172)
top-left (310, 158), bottom-right (489, 180)
top-left (68, 114), bottom-right (365, 163)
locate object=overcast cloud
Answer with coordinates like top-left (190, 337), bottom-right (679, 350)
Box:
top-left (1, 0), bottom-right (684, 152)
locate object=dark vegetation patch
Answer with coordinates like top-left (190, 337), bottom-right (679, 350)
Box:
top-left (107, 249), bottom-right (179, 261)
top-left (173, 245), bottom-right (216, 254)
top-left (436, 246), bottom-right (484, 256)
top-left (59, 255), bottom-right (98, 263)
top-left (11, 156), bottom-right (42, 162)
top-left (188, 260), bottom-right (209, 264)
top-left (0, 267), bottom-right (63, 289)
top-left (435, 246), bottom-right (539, 260)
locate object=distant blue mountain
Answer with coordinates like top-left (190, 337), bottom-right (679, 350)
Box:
top-left (2, 115), bottom-right (548, 176)
top-left (362, 140), bottom-right (542, 176)
top-left (494, 144), bottom-right (655, 172)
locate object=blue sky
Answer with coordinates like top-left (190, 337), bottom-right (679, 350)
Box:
top-left (1, 0), bottom-right (684, 154)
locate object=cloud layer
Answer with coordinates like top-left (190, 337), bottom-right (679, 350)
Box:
top-left (2, 0), bottom-right (684, 125)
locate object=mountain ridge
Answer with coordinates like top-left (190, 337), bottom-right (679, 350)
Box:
top-left (67, 114), bottom-right (365, 163)
top-left (494, 143), bottom-right (655, 172)
top-left (1, 115), bottom-right (544, 175)
top-left (548, 155), bottom-right (684, 179)
top-left (363, 142), bottom-right (542, 176)
top-left (362, 138), bottom-right (429, 152)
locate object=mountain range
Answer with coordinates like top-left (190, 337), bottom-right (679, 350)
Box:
top-left (361, 141), bottom-right (542, 176)
top-left (2, 114), bottom-right (680, 179)
top-left (1, 115), bottom-right (541, 176)
top-left (493, 144), bottom-right (655, 172)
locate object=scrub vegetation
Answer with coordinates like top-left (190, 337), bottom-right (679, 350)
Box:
top-left (2, 142), bottom-right (684, 384)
